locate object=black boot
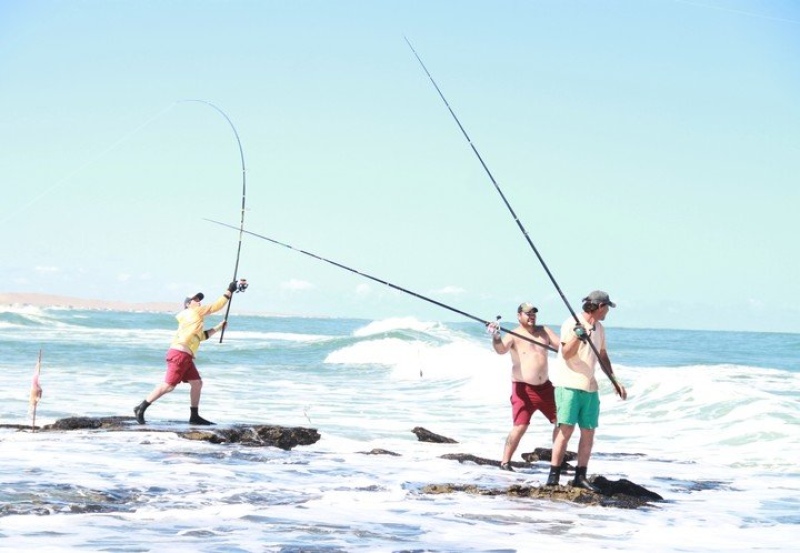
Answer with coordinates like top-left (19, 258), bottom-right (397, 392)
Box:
top-left (572, 466), bottom-right (600, 493)
top-left (189, 407), bottom-right (215, 426)
top-left (545, 465), bottom-right (561, 487)
top-left (133, 400), bottom-right (150, 425)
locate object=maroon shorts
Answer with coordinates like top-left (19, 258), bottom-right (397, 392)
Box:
top-left (510, 380), bottom-right (557, 426)
top-left (164, 349), bottom-right (201, 385)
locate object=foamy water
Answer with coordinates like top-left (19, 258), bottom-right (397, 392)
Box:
top-left (1, 307), bottom-right (798, 551)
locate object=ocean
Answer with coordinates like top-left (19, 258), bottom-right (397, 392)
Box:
top-left (0, 305), bottom-right (798, 552)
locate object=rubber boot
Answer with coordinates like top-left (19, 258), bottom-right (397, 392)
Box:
top-left (545, 465), bottom-right (561, 487)
top-left (189, 407), bottom-right (215, 426)
top-left (572, 466), bottom-right (601, 493)
top-left (133, 400), bottom-right (150, 425)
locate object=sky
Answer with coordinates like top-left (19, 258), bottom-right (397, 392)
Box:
top-left (1, 0), bottom-right (798, 333)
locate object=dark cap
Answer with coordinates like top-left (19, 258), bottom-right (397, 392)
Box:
top-left (517, 302), bottom-right (538, 314)
top-left (183, 292), bottom-right (204, 308)
top-left (582, 290), bottom-right (615, 308)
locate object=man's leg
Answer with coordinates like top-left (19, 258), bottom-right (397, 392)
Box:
top-left (500, 424), bottom-right (528, 470)
top-left (134, 382), bottom-right (176, 424)
top-left (188, 379), bottom-right (214, 425)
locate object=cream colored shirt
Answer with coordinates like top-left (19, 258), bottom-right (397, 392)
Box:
top-left (553, 314), bottom-right (606, 392)
top-left (169, 294), bottom-right (229, 356)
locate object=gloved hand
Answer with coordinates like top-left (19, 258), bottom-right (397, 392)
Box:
top-left (574, 324), bottom-right (589, 342)
top-left (227, 281), bottom-right (237, 294)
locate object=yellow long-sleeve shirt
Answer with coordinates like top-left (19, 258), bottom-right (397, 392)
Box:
top-left (169, 294), bottom-right (229, 356)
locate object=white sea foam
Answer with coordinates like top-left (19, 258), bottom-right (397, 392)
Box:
top-left (352, 316), bottom-right (444, 337)
top-left (0, 311), bottom-right (798, 551)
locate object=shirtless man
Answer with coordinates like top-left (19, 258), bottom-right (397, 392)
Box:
top-left (488, 302), bottom-right (561, 471)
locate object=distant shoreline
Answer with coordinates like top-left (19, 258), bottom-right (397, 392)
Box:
top-left (0, 292), bottom-right (178, 313)
top-left (0, 292), bottom-right (300, 318)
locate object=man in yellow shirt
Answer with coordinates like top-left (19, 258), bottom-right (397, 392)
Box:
top-left (134, 281), bottom-right (237, 425)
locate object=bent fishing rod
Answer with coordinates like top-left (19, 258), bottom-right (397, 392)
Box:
top-left (404, 38), bottom-right (623, 396)
top-left (206, 219), bottom-right (557, 353)
top-left (181, 100), bottom-right (248, 343)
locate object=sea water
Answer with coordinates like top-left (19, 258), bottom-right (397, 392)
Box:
top-left (0, 306), bottom-right (798, 552)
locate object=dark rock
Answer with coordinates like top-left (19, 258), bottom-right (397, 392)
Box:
top-left (521, 447), bottom-right (577, 464)
top-left (440, 452), bottom-right (519, 469)
top-left (592, 475), bottom-right (664, 501)
top-left (360, 448), bottom-right (401, 456)
top-left (419, 478), bottom-right (662, 509)
top-left (432, 450), bottom-right (663, 509)
top-left (411, 427), bottom-right (458, 443)
top-left (179, 425), bottom-right (320, 451)
top-left (36, 416), bottom-right (320, 451)
top-left (45, 416), bottom-right (130, 430)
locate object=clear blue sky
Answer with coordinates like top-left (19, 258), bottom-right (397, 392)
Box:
top-left (1, 0), bottom-right (798, 333)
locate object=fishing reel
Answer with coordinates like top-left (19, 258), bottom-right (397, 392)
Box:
top-left (485, 315), bottom-right (502, 339)
top-left (235, 278), bottom-right (248, 293)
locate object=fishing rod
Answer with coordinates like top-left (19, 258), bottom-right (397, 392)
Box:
top-left (181, 100), bottom-right (248, 343)
top-left (404, 38), bottom-right (624, 397)
top-left (205, 219), bottom-right (557, 353)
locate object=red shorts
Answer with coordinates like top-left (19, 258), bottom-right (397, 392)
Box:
top-left (164, 349), bottom-right (201, 385)
top-left (510, 380), bottom-right (557, 426)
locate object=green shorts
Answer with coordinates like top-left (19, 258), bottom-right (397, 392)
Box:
top-left (555, 387), bottom-right (600, 429)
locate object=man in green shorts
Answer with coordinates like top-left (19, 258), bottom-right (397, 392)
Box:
top-left (546, 290), bottom-right (627, 491)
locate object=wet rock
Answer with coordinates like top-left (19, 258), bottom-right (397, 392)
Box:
top-left (359, 448), bottom-right (401, 456)
top-left (411, 427), bottom-right (458, 443)
top-left (420, 478), bottom-right (661, 509)
top-left (35, 416), bottom-right (320, 451)
top-left (440, 452), bottom-right (505, 468)
top-left (179, 425), bottom-right (320, 451)
top-left (45, 416), bottom-right (130, 430)
top-left (592, 475), bottom-right (664, 502)
top-left (521, 447), bottom-right (577, 464)
top-left (434, 450), bottom-right (663, 509)
top-left (440, 451), bottom-right (574, 472)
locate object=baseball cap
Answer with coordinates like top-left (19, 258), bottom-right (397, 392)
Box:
top-left (517, 302), bottom-right (538, 314)
top-left (582, 290), bottom-right (615, 308)
top-left (183, 292), bottom-right (204, 308)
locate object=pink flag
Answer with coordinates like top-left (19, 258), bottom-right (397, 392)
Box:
top-left (29, 349), bottom-right (42, 428)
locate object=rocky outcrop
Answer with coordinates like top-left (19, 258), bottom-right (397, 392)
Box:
top-left (25, 416), bottom-right (320, 451)
top-left (412, 427), bottom-right (664, 508)
top-left (419, 480), bottom-right (660, 509)
top-left (179, 425), bottom-right (320, 451)
top-left (4, 420), bottom-right (664, 508)
top-left (412, 426), bottom-right (458, 443)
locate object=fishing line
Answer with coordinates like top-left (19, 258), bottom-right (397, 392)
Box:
top-left (181, 100), bottom-right (247, 343)
top-left (1, 102), bottom-right (179, 226)
top-left (404, 37), bottom-right (623, 396)
top-left (205, 219), bottom-right (558, 353)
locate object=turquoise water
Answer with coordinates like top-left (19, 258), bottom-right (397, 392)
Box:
top-left (1, 306), bottom-right (798, 551)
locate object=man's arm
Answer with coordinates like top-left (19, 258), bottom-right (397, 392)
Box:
top-left (544, 326), bottom-right (560, 350)
top-left (492, 333), bottom-right (512, 354)
top-left (202, 320), bottom-right (227, 341)
top-left (487, 321), bottom-right (511, 354)
top-left (599, 348), bottom-right (627, 400)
